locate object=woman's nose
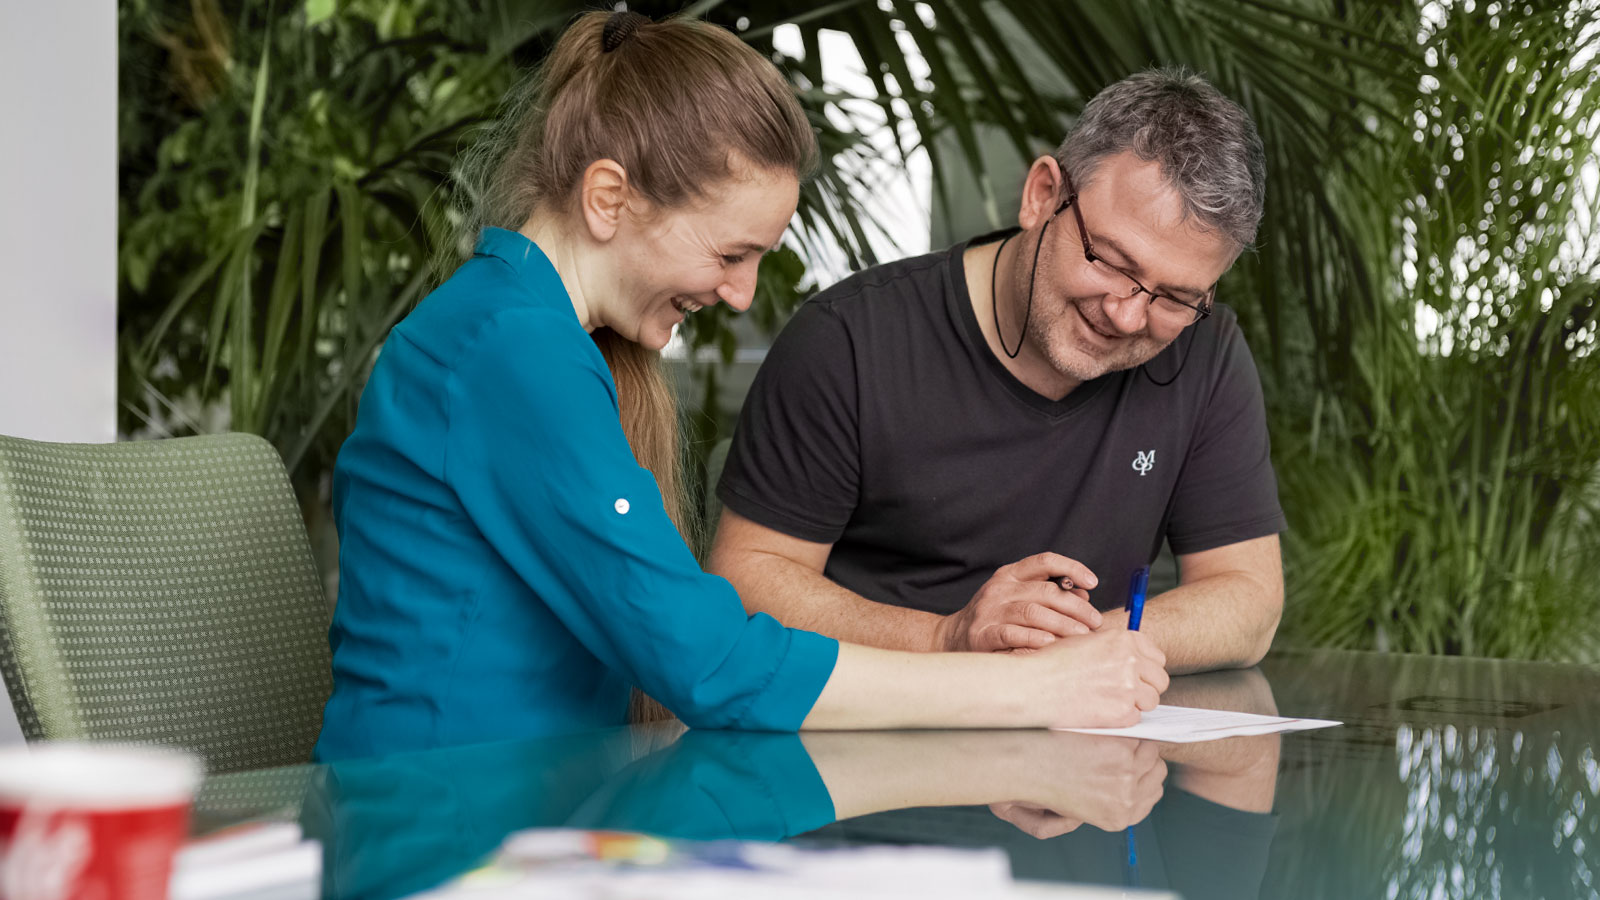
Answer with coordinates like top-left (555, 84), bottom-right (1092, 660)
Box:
top-left (716, 264), bottom-right (759, 312)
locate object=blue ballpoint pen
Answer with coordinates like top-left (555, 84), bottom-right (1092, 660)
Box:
top-left (1123, 564), bottom-right (1151, 888)
top-left (1125, 565), bottom-right (1149, 632)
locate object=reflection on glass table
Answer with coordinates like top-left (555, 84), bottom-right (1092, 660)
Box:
top-left (192, 648), bottom-right (1600, 900)
top-left (805, 666), bottom-right (1280, 899)
top-left (1259, 648), bottom-right (1599, 899)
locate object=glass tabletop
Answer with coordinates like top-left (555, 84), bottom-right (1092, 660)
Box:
top-left (194, 647), bottom-right (1600, 899)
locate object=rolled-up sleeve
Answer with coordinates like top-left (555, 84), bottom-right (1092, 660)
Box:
top-left (442, 309), bottom-right (838, 731)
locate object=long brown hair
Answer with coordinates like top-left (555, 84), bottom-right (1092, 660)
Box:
top-left (455, 10), bottom-right (817, 540)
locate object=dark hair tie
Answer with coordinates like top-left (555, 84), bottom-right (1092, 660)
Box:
top-left (602, 10), bottom-right (647, 52)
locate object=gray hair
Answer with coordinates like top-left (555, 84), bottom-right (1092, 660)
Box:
top-left (1054, 67), bottom-right (1266, 252)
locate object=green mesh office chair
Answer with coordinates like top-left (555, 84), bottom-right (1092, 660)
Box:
top-left (0, 432), bottom-right (333, 773)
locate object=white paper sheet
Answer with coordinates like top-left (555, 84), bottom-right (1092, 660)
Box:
top-left (173, 823), bottom-right (321, 900)
top-left (1056, 705), bottom-right (1341, 742)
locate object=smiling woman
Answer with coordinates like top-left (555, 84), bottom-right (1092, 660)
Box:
top-left (452, 9), bottom-right (818, 543)
top-left (314, 10), bottom-right (1169, 761)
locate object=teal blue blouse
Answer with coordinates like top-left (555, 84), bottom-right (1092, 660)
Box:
top-left (314, 228), bottom-right (839, 761)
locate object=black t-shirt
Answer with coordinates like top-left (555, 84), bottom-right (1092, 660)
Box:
top-left (717, 234), bottom-right (1287, 614)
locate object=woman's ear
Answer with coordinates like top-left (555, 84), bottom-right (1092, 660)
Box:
top-left (1018, 156), bottom-right (1065, 232)
top-left (578, 159), bottom-right (631, 242)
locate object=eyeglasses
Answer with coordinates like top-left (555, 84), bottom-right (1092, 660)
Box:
top-left (1052, 172), bottom-right (1215, 324)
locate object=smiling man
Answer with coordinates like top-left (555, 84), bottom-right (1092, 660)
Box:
top-left (707, 69), bottom-right (1285, 675)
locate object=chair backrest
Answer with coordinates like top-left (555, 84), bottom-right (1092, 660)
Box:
top-left (0, 432), bottom-right (332, 773)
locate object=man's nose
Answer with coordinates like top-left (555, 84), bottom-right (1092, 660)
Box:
top-left (1100, 289), bottom-right (1150, 335)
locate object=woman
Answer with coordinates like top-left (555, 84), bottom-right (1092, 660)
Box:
top-left (315, 10), bottom-right (1167, 762)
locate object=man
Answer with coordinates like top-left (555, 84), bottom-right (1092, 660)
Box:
top-left (708, 69), bottom-right (1285, 674)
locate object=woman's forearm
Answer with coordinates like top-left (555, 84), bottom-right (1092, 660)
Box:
top-left (799, 731), bottom-right (1041, 819)
top-left (801, 643), bottom-right (1031, 730)
top-left (802, 630), bottom-right (1167, 732)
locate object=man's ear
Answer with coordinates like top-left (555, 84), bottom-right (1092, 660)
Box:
top-left (1018, 155), bottom-right (1065, 232)
top-left (578, 159), bottom-right (631, 242)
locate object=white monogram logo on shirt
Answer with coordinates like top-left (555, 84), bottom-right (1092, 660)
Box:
top-left (1132, 450), bottom-right (1156, 477)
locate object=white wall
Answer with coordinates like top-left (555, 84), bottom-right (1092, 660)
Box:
top-left (0, 3), bottom-right (118, 444)
top-left (0, 3), bottom-right (118, 744)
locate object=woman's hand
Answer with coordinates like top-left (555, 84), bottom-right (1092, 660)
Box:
top-left (994, 732), bottom-right (1168, 836)
top-left (1024, 628), bottom-right (1169, 729)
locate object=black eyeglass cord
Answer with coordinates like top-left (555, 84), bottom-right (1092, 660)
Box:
top-left (1139, 331), bottom-right (1193, 387)
top-left (988, 233), bottom-right (1017, 358)
top-left (987, 216), bottom-right (1196, 387)
top-left (989, 215), bottom-right (1057, 360)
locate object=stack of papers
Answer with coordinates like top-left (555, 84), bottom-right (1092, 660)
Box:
top-left (410, 829), bottom-right (1170, 898)
top-left (172, 822), bottom-right (320, 900)
top-left (1059, 705), bottom-right (1342, 742)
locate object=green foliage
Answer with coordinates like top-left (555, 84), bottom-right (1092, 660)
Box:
top-left (120, 0), bottom-right (1600, 658)
top-left (118, 0), bottom-right (885, 478)
top-left (1261, 2), bottom-right (1600, 660)
top-left (119, 0), bottom-right (520, 482)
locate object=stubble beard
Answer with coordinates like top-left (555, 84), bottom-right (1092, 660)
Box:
top-left (1024, 294), bottom-right (1173, 384)
top-left (1009, 236), bottom-right (1171, 387)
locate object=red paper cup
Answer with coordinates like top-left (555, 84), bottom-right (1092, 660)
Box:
top-left (0, 744), bottom-right (201, 900)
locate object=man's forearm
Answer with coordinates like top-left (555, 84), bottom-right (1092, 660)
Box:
top-left (1101, 571), bottom-right (1281, 675)
top-left (1159, 666), bottom-right (1278, 718)
top-left (710, 549), bottom-right (943, 652)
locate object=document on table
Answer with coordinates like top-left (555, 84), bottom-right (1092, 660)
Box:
top-left (411, 830), bottom-right (1174, 898)
top-left (1057, 705), bottom-right (1341, 743)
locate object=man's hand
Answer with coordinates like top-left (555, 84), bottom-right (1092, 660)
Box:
top-left (934, 552), bottom-right (1103, 652)
top-left (988, 802), bottom-right (1087, 840)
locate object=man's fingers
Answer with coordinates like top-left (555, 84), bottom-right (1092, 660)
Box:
top-left (1019, 600), bottom-right (1093, 636)
top-left (1025, 583), bottom-right (1103, 628)
top-left (990, 803), bottom-right (1080, 840)
top-left (994, 624), bottom-right (1058, 651)
top-left (1006, 552), bottom-right (1099, 591)
top-left (1017, 812), bottom-right (1080, 840)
